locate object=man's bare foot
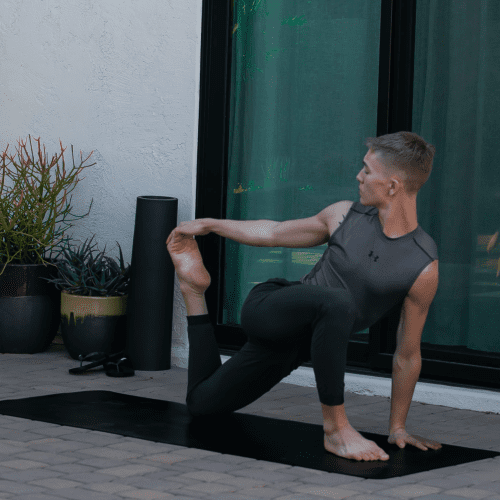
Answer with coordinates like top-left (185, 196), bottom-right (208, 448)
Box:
top-left (324, 424), bottom-right (390, 461)
top-left (167, 234), bottom-right (211, 295)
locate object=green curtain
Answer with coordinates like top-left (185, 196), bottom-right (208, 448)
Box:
top-left (413, 0), bottom-right (500, 353)
top-left (223, 0), bottom-right (381, 332)
top-left (224, 0), bottom-right (500, 355)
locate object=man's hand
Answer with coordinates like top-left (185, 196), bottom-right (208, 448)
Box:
top-left (166, 219), bottom-right (211, 246)
top-left (388, 429), bottom-right (442, 451)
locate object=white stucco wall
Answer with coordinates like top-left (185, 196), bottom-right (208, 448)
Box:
top-left (0, 0), bottom-right (203, 368)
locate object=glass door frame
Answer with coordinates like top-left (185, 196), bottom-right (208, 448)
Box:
top-left (193, 0), bottom-right (500, 392)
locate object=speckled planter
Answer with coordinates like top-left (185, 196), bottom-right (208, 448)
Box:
top-left (60, 290), bottom-right (127, 360)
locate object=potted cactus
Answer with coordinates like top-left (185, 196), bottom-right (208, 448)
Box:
top-left (40, 233), bottom-right (130, 360)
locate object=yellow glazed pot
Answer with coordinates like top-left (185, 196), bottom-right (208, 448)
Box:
top-left (60, 290), bottom-right (127, 360)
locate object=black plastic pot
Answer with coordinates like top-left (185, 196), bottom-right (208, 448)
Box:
top-left (126, 196), bottom-right (178, 370)
top-left (60, 290), bottom-right (127, 360)
top-left (0, 259), bottom-right (61, 353)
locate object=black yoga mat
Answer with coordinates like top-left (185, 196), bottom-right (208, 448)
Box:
top-left (0, 391), bottom-right (497, 479)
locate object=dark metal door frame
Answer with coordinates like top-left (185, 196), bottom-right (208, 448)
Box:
top-left (193, 0), bottom-right (500, 392)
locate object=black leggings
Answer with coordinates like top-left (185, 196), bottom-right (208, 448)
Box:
top-left (185, 278), bottom-right (356, 417)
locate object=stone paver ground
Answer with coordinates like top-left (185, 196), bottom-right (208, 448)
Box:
top-left (0, 341), bottom-right (499, 500)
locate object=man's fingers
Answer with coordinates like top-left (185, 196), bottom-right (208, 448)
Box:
top-left (167, 226), bottom-right (197, 247)
top-left (393, 434), bottom-right (441, 451)
top-left (167, 229), bottom-right (179, 245)
top-left (415, 435), bottom-right (441, 449)
top-left (409, 438), bottom-right (427, 450)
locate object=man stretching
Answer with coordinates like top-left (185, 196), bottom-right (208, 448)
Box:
top-left (166, 131), bottom-right (442, 462)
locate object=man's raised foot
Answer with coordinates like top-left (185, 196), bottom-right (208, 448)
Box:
top-left (167, 233), bottom-right (211, 296)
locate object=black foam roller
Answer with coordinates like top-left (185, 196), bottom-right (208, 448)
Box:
top-left (125, 196), bottom-right (178, 370)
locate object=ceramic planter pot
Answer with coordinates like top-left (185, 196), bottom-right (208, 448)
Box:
top-left (60, 290), bottom-right (127, 360)
top-left (0, 259), bottom-right (61, 353)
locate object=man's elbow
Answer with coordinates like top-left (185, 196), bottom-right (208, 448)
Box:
top-left (393, 352), bottom-right (422, 368)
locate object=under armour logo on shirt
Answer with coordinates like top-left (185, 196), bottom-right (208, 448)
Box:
top-left (368, 251), bottom-right (379, 262)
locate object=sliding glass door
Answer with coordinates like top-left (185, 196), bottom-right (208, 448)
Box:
top-left (196, 0), bottom-right (500, 389)
top-left (409, 0), bottom-right (500, 377)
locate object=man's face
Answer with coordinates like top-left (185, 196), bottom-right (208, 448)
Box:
top-left (356, 150), bottom-right (399, 205)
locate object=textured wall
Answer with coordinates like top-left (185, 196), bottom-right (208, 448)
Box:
top-left (0, 0), bottom-right (203, 368)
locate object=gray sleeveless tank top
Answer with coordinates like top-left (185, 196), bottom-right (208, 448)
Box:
top-left (299, 201), bottom-right (438, 333)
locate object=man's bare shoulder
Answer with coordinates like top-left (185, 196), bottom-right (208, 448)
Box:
top-left (323, 200), bottom-right (355, 237)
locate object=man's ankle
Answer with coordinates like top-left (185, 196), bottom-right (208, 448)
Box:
top-left (321, 402), bottom-right (351, 433)
top-left (324, 421), bottom-right (352, 435)
top-left (181, 289), bottom-right (209, 316)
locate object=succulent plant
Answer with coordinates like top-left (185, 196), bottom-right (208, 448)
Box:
top-left (39, 234), bottom-right (130, 297)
